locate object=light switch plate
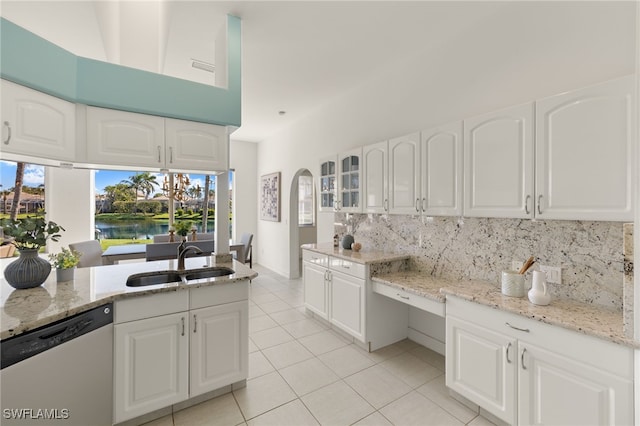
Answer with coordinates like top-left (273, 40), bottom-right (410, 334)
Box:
top-left (539, 265), bottom-right (562, 284)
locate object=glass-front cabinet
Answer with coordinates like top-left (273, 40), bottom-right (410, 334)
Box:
top-left (339, 148), bottom-right (362, 213)
top-left (319, 156), bottom-right (337, 212)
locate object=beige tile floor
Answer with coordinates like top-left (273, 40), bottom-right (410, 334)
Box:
top-left (144, 265), bottom-right (495, 426)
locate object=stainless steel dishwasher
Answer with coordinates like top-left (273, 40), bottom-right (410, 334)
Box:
top-left (1, 303), bottom-right (113, 425)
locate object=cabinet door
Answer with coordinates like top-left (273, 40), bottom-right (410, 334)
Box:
top-left (318, 156), bottom-right (337, 212)
top-left (518, 341), bottom-right (634, 426)
top-left (421, 122), bottom-right (463, 216)
top-left (389, 133), bottom-right (421, 214)
top-left (303, 261), bottom-right (328, 319)
top-left (114, 312), bottom-right (189, 423)
top-left (190, 301), bottom-right (248, 396)
top-left (535, 75), bottom-right (635, 221)
top-left (464, 103), bottom-right (534, 218)
top-left (362, 141), bottom-right (389, 214)
top-left (338, 147), bottom-right (362, 213)
top-left (446, 315), bottom-right (516, 425)
top-left (1, 80), bottom-right (76, 162)
top-left (87, 106), bottom-right (165, 169)
top-left (329, 269), bottom-right (365, 342)
top-left (165, 119), bottom-right (228, 172)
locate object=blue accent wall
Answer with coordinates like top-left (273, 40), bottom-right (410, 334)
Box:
top-left (0, 15), bottom-right (241, 127)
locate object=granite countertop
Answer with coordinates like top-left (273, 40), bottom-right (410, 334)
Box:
top-left (302, 243), bottom-right (410, 264)
top-left (373, 270), bottom-right (638, 348)
top-left (0, 256), bottom-right (257, 340)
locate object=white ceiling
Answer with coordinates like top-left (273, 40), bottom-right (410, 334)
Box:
top-left (1, 1), bottom-right (512, 143)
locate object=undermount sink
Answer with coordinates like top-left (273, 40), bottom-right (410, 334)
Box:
top-left (126, 267), bottom-right (235, 287)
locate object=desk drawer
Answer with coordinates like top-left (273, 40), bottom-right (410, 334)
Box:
top-left (372, 282), bottom-right (445, 317)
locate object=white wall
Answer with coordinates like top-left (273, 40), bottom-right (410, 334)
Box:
top-left (230, 139), bottom-right (258, 260)
top-left (256, 2), bottom-right (636, 276)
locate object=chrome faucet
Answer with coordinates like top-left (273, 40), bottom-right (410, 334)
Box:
top-left (177, 240), bottom-right (203, 271)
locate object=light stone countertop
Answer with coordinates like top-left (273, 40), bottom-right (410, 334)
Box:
top-left (301, 243), bottom-right (410, 264)
top-left (373, 270), bottom-right (638, 349)
top-left (1, 256), bottom-right (257, 340)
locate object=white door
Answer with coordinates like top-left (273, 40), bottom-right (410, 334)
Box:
top-left (86, 106), bottom-right (165, 169)
top-left (446, 316), bottom-right (516, 425)
top-left (114, 312), bottom-right (189, 423)
top-left (329, 270), bottom-right (365, 342)
top-left (190, 301), bottom-right (248, 396)
top-left (362, 141), bottom-right (389, 214)
top-left (518, 341), bottom-right (634, 426)
top-left (421, 121), bottom-right (463, 216)
top-left (303, 261), bottom-right (328, 319)
top-left (165, 119), bottom-right (228, 172)
top-left (389, 133), bottom-right (421, 214)
top-left (1, 80), bottom-right (76, 161)
top-left (464, 103), bottom-right (534, 218)
top-left (338, 147), bottom-right (362, 213)
top-left (318, 156), bottom-right (337, 212)
top-left (535, 75), bottom-right (635, 221)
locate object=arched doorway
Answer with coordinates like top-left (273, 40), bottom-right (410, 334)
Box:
top-left (289, 168), bottom-right (317, 278)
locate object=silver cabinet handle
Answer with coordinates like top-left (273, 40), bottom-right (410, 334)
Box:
top-left (3, 121), bottom-right (11, 145)
top-left (193, 314), bottom-right (197, 333)
top-left (537, 195), bottom-right (543, 215)
top-left (506, 342), bottom-right (512, 364)
top-left (521, 348), bottom-right (527, 370)
top-left (397, 293), bottom-right (410, 300)
top-left (341, 264), bottom-right (350, 269)
top-left (505, 322), bottom-right (530, 333)
top-left (525, 195), bottom-right (531, 215)
top-left (422, 197), bottom-right (427, 212)
top-left (157, 145), bottom-right (161, 163)
top-left (384, 199), bottom-right (389, 212)
top-left (181, 317), bottom-right (185, 336)
top-left (169, 146), bottom-right (174, 163)
top-left (416, 198), bottom-right (420, 213)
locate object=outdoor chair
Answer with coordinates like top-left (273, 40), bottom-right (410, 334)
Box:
top-left (188, 232), bottom-right (215, 241)
top-left (69, 240), bottom-right (103, 267)
top-left (152, 234), bottom-right (172, 243)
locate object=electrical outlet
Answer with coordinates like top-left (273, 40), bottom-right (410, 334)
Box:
top-left (511, 261), bottom-right (524, 272)
top-left (539, 265), bottom-right (562, 284)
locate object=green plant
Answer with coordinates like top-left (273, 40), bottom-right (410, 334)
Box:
top-left (48, 247), bottom-right (80, 269)
top-left (174, 221), bottom-right (192, 237)
top-left (1, 215), bottom-right (64, 250)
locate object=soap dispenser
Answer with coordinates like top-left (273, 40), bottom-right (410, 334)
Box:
top-left (528, 270), bottom-right (551, 306)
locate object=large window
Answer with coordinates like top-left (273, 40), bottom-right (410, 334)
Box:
top-left (298, 174), bottom-right (314, 226)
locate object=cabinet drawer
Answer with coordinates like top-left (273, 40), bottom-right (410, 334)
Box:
top-left (190, 282), bottom-right (249, 310)
top-left (115, 290), bottom-right (189, 324)
top-left (302, 250), bottom-right (328, 267)
top-left (329, 257), bottom-right (365, 278)
top-left (372, 282), bottom-right (445, 317)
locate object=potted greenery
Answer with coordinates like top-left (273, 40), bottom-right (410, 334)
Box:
top-left (49, 247), bottom-right (80, 282)
top-left (174, 221), bottom-right (192, 241)
top-left (1, 215), bottom-right (64, 289)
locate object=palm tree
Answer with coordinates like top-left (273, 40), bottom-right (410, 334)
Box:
top-left (201, 176), bottom-right (211, 232)
top-left (9, 162), bottom-right (25, 220)
top-left (121, 172), bottom-right (158, 214)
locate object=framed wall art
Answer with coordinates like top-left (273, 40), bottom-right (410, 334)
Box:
top-left (260, 171), bottom-right (281, 221)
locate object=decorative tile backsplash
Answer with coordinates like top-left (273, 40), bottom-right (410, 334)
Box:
top-left (335, 214), bottom-right (625, 310)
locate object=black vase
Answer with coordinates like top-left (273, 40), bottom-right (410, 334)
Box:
top-left (3, 248), bottom-right (52, 289)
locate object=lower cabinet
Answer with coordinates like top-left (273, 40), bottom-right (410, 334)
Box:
top-left (302, 259), bottom-right (329, 320)
top-left (446, 297), bottom-right (634, 425)
top-left (328, 269), bottom-right (365, 342)
top-left (114, 284), bottom-right (248, 424)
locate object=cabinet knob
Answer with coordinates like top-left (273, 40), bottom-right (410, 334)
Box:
top-left (3, 121), bottom-right (11, 145)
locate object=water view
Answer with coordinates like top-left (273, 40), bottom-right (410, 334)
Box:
top-left (95, 219), bottom-right (215, 240)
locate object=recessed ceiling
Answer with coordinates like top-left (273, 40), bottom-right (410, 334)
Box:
top-left (0, 1), bottom-right (508, 143)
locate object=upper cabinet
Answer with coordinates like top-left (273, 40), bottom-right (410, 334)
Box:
top-left (338, 148), bottom-right (362, 213)
top-left (535, 75), bottom-right (635, 221)
top-left (389, 133), bottom-right (421, 214)
top-left (420, 122), bottom-right (463, 216)
top-left (86, 106), bottom-right (228, 172)
top-left (0, 79), bottom-right (76, 164)
top-left (318, 155), bottom-right (337, 212)
top-left (464, 103), bottom-right (534, 219)
top-left (362, 141), bottom-right (389, 214)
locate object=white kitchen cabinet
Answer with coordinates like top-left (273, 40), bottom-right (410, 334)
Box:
top-left (1, 79), bottom-right (76, 163)
top-left (420, 121), bottom-right (463, 216)
top-left (114, 311), bottom-right (189, 423)
top-left (302, 251), bottom-right (329, 320)
top-left (318, 155), bottom-right (338, 212)
top-left (535, 75), bottom-right (635, 221)
top-left (86, 106), bottom-right (229, 172)
top-left (328, 260), bottom-right (365, 342)
top-left (338, 147), bottom-right (362, 213)
top-left (190, 301), bottom-right (248, 396)
top-left (362, 140), bottom-right (389, 214)
top-left (389, 132), bottom-right (421, 214)
top-left (446, 297), bottom-right (634, 426)
top-left (463, 102), bottom-right (534, 219)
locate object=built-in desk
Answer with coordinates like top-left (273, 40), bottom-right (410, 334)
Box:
top-left (370, 272), bottom-right (447, 317)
